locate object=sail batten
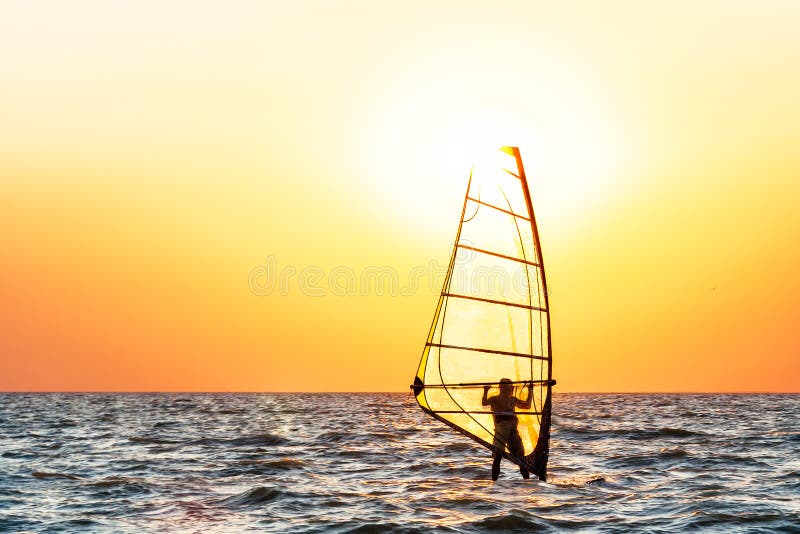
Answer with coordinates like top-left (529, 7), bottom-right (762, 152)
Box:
top-left (441, 293), bottom-right (546, 311)
top-left (465, 197), bottom-right (531, 221)
top-left (412, 146), bottom-right (554, 481)
top-left (455, 243), bottom-right (541, 267)
top-left (432, 410), bottom-right (543, 415)
top-left (425, 342), bottom-right (547, 360)
top-left (414, 380), bottom-right (555, 388)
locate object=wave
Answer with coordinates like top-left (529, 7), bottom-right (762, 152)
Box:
top-left (559, 426), bottom-right (702, 439)
top-left (219, 486), bottom-right (287, 507)
top-left (465, 510), bottom-right (553, 531)
top-left (32, 471), bottom-right (80, 480)
top-left (682, 509), bottom-right (790, 529)
top-left (765, 430), bottom-right (800, 441)
top-left (659, 447), bottom-right (689, 458)
top-left (315, 431), bottom-right (350, 443)
top-left (129, 436), bottom-right (183, 445)
top-left (327, 522), bottom-right (425, 534)
top-left (85, 477), bottom-right (154, 495)
top-left (153, 421), bottom-right (180, 428)
top-left (49, 519), bottom-right (103, 530)
top-left (88, 476), bottom-right (140, 488)
top-left (440, 442), bottom-right (475, 453)
top-left (251, 458), bottom-right (303, 470)
top-left (196, 432), bottom-right (289, 447)
top-left (654, 427), bottom-right (700, 437)
top-left (54, 419), bottom-right (78, 428)
top-left (216, 458), bottom-right (305, 477)
top-left (549, 474), bottom-right (608, 487)
top-left (5, 393), bottom-right (798, 532)
top-left (127, 432), bottom-right (289, 448)
top-left (2, 451), bottom-right (29, 459)
top-left (692, 455), bottom-right (773, 469)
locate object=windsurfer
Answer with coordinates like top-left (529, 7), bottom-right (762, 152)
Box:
top-left (482, 378), bottom-right (533, 480)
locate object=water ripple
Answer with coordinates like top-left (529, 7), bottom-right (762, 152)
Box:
top-left (0, 393), bottom-right (797, 532)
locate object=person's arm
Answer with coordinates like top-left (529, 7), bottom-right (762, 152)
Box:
top-left (482, 385), bottom-right (492, 406)
top-left (516, 381), bottom-right (534, 409)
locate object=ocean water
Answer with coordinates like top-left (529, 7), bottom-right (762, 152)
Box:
top-left (0, 393), bottom-right (798, 533)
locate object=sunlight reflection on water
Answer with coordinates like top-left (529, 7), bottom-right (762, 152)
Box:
top-left (0, 393), bottom-right (798, 532)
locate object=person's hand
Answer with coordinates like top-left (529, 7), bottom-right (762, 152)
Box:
top-left (528, 380), bottom-right (534, 389)
top-left (483, 385), bottom-right (491, 392)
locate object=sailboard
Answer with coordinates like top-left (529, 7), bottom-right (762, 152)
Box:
top-left (411, 146), bottom-right (555, 481)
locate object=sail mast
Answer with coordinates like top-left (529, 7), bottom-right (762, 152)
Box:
top-left (504, 146), bottom-right (553, 479)
top-left (506, 147), bottom-right (553, 385)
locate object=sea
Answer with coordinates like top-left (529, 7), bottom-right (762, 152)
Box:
top-left (0, 393), bottom-right (798, 533)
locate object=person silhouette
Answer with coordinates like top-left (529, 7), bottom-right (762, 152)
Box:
top-left (482, 378), bottom-right (534, 480)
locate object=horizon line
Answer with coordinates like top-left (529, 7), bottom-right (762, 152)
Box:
top-left (1, 390), bottom-right (798, 395)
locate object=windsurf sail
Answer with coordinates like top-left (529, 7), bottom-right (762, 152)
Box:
top-left (411, 146), bottom-right (555, 481)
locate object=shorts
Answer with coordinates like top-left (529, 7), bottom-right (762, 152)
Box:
top-left (492, 419), bottom-right (522, 454)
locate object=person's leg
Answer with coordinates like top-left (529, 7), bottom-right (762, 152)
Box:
top-left (491, 428), bottom-right (507, 481)
top-left (519, 463), bottom-right (530, 479)
top-left (509, 432), bottom-right (529, 479)
top-left (491, 452), bottom-right (501, 481)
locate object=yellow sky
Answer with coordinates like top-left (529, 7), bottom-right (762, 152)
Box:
top-left (1, 1), bottom-right (798, 391)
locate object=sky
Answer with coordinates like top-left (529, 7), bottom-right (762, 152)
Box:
top-left (1, 1), bottom-right (799, 392)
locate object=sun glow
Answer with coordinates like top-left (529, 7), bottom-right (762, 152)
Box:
top-left (361, 97), bottom-right (627, 239)
top-left (2, 1), bottom-right (798, 392)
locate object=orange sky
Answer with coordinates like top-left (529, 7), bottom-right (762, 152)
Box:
top-left (1, 1), bottom-right (799, 392)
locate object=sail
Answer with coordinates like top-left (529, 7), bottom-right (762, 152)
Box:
top-left (412, 146), bottom-right (554, 480)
